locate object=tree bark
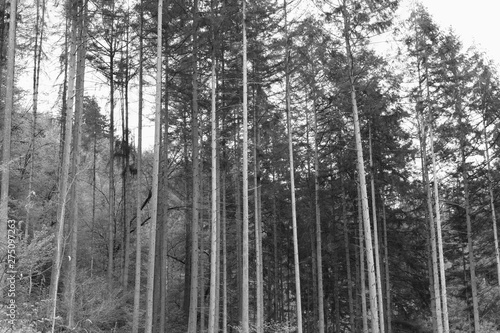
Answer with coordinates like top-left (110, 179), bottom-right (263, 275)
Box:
top-left (313, 94), bottom-right (326, 333)
top-left (26, 0), bottom-right (46, 241)
top-left (284, 1), bottom-right (303, 331)
top-left (253, 73), bottom-right (264, 333)
top-left (341, 180), bottom-right (355, 332)
top-left (483, 118), bottom-right (500, 289)
top-left (48, 0), bottom-right (76, 326)
top-left (122, 2), bottom-right (132, 290)
top-left (131, 2), bottom-right (144, 332)
top-left (241, 1), bottom-right (250, 332)
top-left (107, 0), bottom-right (116, 288)
top-left (208, 14), bottom-right (218, 331)
top-left (0, 0), bottom-right (17, 300)
top-left (145, 0), bottom-right (162, 331)
top-left (187, 0), bottom-right (201, 330)
top-left (342, 3), bottom-right (379, 331)
top-left (368, 126), bottom-right (385, 333)
top-left (66, 0), bottom-right (87, 326)
top-left (382, 203), bottom-right (392, 333)
top-left (461, 147), bottom-right (480, 332)
top-left (358, 185), bottom-right (369, 333)
top-left (222, 169), bottom-right (228, 333)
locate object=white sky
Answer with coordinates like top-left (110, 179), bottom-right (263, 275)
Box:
top-left (401, 0), bottom-right (500, 65)
top-left (26, 0), bottom-right (500, 150)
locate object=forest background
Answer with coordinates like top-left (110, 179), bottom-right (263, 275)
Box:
top-left (1, 0), bottom-right (500, 333)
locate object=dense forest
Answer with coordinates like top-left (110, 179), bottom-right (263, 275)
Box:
top-left (1, 0), bottom-right (500, 332)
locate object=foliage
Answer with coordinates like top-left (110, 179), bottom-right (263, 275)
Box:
top-left (59, 274), bottom-right (130, 332)
top-left (232, 321), bottom-right (297, 333)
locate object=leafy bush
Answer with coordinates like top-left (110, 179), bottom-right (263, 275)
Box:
top-left (232, 321), bottom-right (297, 333)
top-left (59, 274), bottom-right (130, 332)
top-left (17, 225), bottom-right (54, 295)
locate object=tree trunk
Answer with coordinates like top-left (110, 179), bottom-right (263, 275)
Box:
top-left (313, 95), bottom-right (326, 333)
top-left (423, 60), bottom-right (450, 333)
top-left (241, 0), bottom-right (250, 331)
top-left (368, 126), bottom-right (385, 333)
top-left (107, 0), bottom-right (116, 288)
top-left (144, 0), bottom-right (162, 331)
top-left (26, 0), bottom-right (46, 241)
top-left (208, 16), bottom-right (218, 331)
top-left (253, 74), bottom-right (264, 333)
top-left (358, 185), bottom-right (369, 333)
top-left (122, 3), bottom-right (131, 290)
top-left (332, 215), bottom-right (340, 333)
top-left (382, 203), bottom-right (392, 333)
top-left (48, 0), bottom-right (76, 325)
top-left (284, 1), bottom-right (303, 331)
top-left (341, 180), bottom-right (354, 332)
top-left (273, 174), bottom-right (280, 322)
top-left (187, 0), bottom-right (201, 330)
top-left (342, 4), bottom-right (379, 332)
top-left (461, 147), bottom-right (480, 332)
top-left (0, 0), bottom-right (17, 300)
top-left (66, 1), bottom-right (87, 326)
top-left (49, 3), bottom-right (77, 330)
top-left (422, 115), bottom-right (442, 333)
top-left (483, 118), bottom-right (500, 288)
top-left (222, 169), bottom-right (228, 333)
top-left (200, 194), bottom-right (206, 332)
top-left (131, 2), bottom-right (144, 331)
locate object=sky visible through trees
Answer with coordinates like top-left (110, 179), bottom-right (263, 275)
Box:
top-left (2, 0), bottom-right (500, 333)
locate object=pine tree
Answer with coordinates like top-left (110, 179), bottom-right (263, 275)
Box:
top-left (145, 0), bottom-right (162, 331)
top-left (66, 0), bottom-right (87, 326)
top-left (131, 1), bottom-right (144, 332)
top-left (241, 0), bottom-right (250, 331)
top-left (48, 0), bottom-right (77, 325)
top-left (0, 0), bottom-right (17, 299)
top-left (284, 0), bottom-right (303, 331)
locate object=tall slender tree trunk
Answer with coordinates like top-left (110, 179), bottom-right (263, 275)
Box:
top-left (91, 120), bottom-right (97, 277)
top-left (241, 0), bottom-right (250, 332)
top-left (414, 26), bottom-right (441, 333)
top-left (424, 60), bottom-right (450, 333)
top-left (208, 14), bottom-right (218, 331)
top-left (222, 169), bottom-right (228, 333)
top-left (253, 75), bottom-right (264, 333)
top-left (358, 185), bottom-right (369, 333)
top-left (332, 215), bottom-right (340, 332)
top-left (58, 16), bottom-right (69, 176)
top-left (187, 0), bottom-right (201, 330)
top-left (483, 118), bottom-right (500, 288)
top-left (26, 0), bottom-right (46, 241)
top-left (235, 132), bottom-right (243, 325)
top-left (145, 1), bottom-right (162, 331)
top-left (122, 3), bottom-right (132, 290)
top-left (313, 95), bottom-right (325, 333)
top-left (341, 180), bottom-right (355, 332)
top-left (429, 116), bottom-right (449, 333)
top-left (382, 203), bottom-right (392, 333)
top-left (183, 111), bottom-right (192, 318)
top-left (107, 0), bottom-right (116, 288)
top-left (131, 2), bottom-right (144, 331)
top-left (200, 189), bottom-right (206, 333)
top-left (284, 1), bottom-right (303, 331)
top-left (0, 0), bottom-right (17, 300)
top-left (48, 0), bottom-right (76, 325)
top-left (422, 115), bottom-right (442, 333)
top-left (461, 146), bottom-right (480, 332)
top-left (66, 1), bottom-right (87, 326)
top-left (342, 4), bottom-right (379, 332)
top-left (273, 173), bottom-right (280, 322)
top-left (368, 126), bottom-right (385, 333)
